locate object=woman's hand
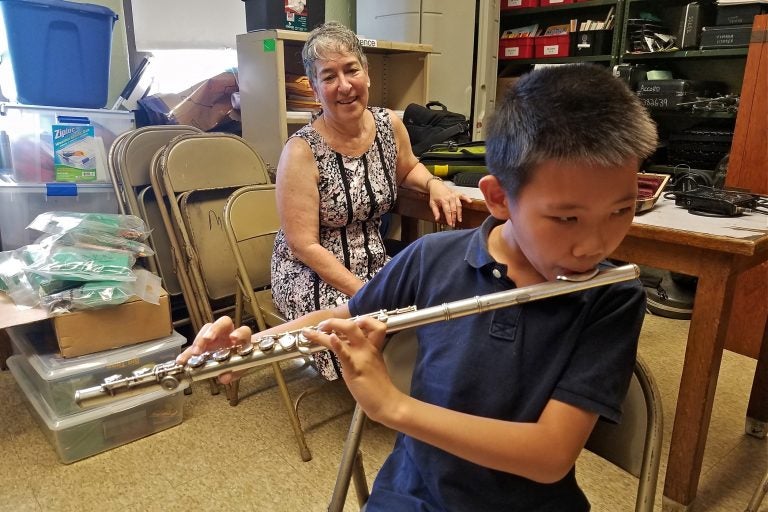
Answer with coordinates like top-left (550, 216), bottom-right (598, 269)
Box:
top-left (303, 316), bottom-right (404, 423)
top-left (176, 316), bottom-right (252, 384)
top-left (427, 178), bottom-right (472, 228)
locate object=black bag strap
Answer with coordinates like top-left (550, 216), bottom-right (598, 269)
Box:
top-left (412, 123), bottom-right (466, 156)
top-left (426, 101), bottom-right (448, 111)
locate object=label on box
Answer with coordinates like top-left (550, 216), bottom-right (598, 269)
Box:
top-left (543, 45), bottom-right (560, 55)
top-left (508, 0), bottom-right (522, 6)
top-left (52, 124), bottom-right (98, 182)
top-left (284, 0), bottom-right (309, 31)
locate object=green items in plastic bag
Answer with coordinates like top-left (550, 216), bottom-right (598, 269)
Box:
top-left (27, 211), bottom-right (150, 241)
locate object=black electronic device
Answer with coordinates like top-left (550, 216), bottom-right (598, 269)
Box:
top-left (670, 187), bottom-right (759, 216)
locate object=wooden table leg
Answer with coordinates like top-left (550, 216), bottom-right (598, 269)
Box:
top-left (746, 321), bottom-right (768, 438)
top-left (0, 329), bottom-right (11, 370)
top-left (662, 259), bottom-right (736, 510)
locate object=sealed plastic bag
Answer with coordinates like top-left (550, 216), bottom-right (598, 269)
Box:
top-left (23, 243), bottom-right (137, 283)
top-left (40, 268), bottom-right (162, 314)
top-left (27, 212), bottom-right (150, 241)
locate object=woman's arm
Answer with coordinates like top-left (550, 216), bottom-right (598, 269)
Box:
top-left (305, 316), bottom-right (599, 484)
top-left (388, 110), bottom-right (471, 227)
top-left (275, 137), bottom-right (364, 297)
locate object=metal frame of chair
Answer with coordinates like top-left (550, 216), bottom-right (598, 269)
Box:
top-left (328, 333), bottom-right (663, 512)
top-left (746, 470), bottom-right (768, 512)
top-left (223, 184), bottom-right (313, 461)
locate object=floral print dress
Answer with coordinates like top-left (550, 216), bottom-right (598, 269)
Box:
top-left (271, 107), bottom-right (398, 380)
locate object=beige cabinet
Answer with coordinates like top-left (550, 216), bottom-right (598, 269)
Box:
top-left (236, 29), bottom-right (432, 172)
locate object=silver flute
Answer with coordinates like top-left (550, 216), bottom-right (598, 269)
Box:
top-left (74, 264), bottom-right (639, 408)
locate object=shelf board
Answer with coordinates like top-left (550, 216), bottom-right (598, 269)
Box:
top-left (650, 110), bottom-right (737, 120)
top-left (622, 48), bottom-right (749, 60)
top-left (500, 54), bottom-right (613, 65)
top-left (255, 29), bottom-right (432, 54)
top-left (501, 0), bottom-right (620, 16)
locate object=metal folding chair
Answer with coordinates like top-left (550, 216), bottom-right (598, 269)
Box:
top-left (223, 184), bottom-right (316, 461)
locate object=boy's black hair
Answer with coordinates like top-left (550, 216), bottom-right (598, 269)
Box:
top-left (486, 64), bottom-right (658, 200)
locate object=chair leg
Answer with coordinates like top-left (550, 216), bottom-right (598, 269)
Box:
top-left (329, 405), bottom-right (368, 512)
top-left (208, 377), bottom-right (220, 395)
top-left (225, 380), bottom-right (241, 407)
top-left (271, 361), bottom-right (312, 462)
top-left (352, 450), bottom-right (370, 508)
top-left (746, 469), bottom-right (768, 512)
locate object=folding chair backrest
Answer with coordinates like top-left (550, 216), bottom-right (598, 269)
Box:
top-left (160, 133), bottom-right (269, 192)
top-left (585, 355), bottom-right (663, 512)
top-left (179, 188), bottom-right (239, 301)
top-left (225, 185), bottom-right (279, 289)
top-left (107, 125), bottom-right (202, 296)
top-left (136, 185), bottom-right (182, 296)
top-left (151, 133), bottom-right (270, 327)
top-left (109, 125), bottom-right (202, 215)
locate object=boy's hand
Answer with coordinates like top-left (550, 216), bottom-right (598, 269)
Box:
top-left (176, 316), bottom-right (252, 384)
top-left (304, 316), bottom-right (404, 423)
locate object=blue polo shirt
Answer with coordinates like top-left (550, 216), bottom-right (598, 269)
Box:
top-left (347, 216), bottom-right (646, 512)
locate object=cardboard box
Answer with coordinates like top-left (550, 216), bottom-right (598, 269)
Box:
top-left (535, 34), bottom-right (571, 58)
top-left (0, 290), bottom-right (172, 358)
top-left (499, 36), bottom-right (535, 60)
top-left (243, 0), bottom-right (325, 32)
top-left (500, 0), bottom-right (538, 10)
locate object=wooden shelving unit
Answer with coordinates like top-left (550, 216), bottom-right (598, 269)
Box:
top-left (236, 29), bottom-right (431, 171)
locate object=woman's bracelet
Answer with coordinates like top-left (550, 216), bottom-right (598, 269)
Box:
top-left (426, 175), bottom-right (443, 192)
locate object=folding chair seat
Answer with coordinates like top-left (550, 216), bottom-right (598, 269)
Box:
top-left (328, 331), bottom-right (663, 512)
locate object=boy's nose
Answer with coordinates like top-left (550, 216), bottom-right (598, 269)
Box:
top-left (572, 230), bottom-right (607, 259)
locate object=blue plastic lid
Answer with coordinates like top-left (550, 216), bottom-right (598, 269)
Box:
top-left (0, 0), bottom-right (117, 19)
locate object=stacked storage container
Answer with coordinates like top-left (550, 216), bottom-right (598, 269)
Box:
top-left (6, 322), bottom-right (187, 463)
top-left (0, 105), bottom-right (134, 250)
top-left (0, 0), bottom-right (135, 251)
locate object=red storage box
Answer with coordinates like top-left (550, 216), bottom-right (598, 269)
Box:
top-left (500, 0), bottom-right (538, 9)
top-left (541, 0), bottom-right (574, 5)
top-left (499, 37), bottom-right (535, 59)
top-left (535, 34), bottom-right (571, 58)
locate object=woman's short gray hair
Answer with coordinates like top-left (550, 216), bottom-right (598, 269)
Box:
top-left (302, 21), bottom-right (368, 85)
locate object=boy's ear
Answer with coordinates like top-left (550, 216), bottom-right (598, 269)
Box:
top-left (478, 175), bottom-right (511, 220)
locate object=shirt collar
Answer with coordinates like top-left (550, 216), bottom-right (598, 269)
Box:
top-left (465, 216), bottom-right (504, 269)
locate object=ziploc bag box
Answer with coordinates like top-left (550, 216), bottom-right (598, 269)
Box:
top-left (52, 117), bottom-right (101, 182)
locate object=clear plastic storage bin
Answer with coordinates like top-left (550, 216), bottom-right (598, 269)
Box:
top-left (7, 355), bottom-right (186, 464)
top-left (0, 182), bottom-right (118, 250)
top-left (8, 322), bottom-right (185, 417)
top-left (0, 103), bottom-right (135, 183)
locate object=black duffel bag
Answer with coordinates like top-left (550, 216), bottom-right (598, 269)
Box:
top-left (404, 101), bottom-right (471, 156)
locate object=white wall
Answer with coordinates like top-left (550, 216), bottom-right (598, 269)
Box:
top-left (72, 0), bottom-right (129, 107)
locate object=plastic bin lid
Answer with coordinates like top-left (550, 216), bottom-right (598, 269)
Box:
top-left (7, 355), bottom-right (187, 430)
top-left (0, 0), bottom-right (118, 19)
top-left (8, 322), bottom-right (185, 381)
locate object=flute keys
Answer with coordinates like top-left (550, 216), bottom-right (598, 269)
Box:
top-left (297, 332), bottom-right (312, 355)
top-left (258, 336), bottom-right (276, 352)
top-left (236, 341), bottom-right (254, 357)
top-left (211, 347), bottom-right (232, 362)
top-left (187, 353), bottom-right (208, 368)
top-left (278, 333), bottom-right (297, 351)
